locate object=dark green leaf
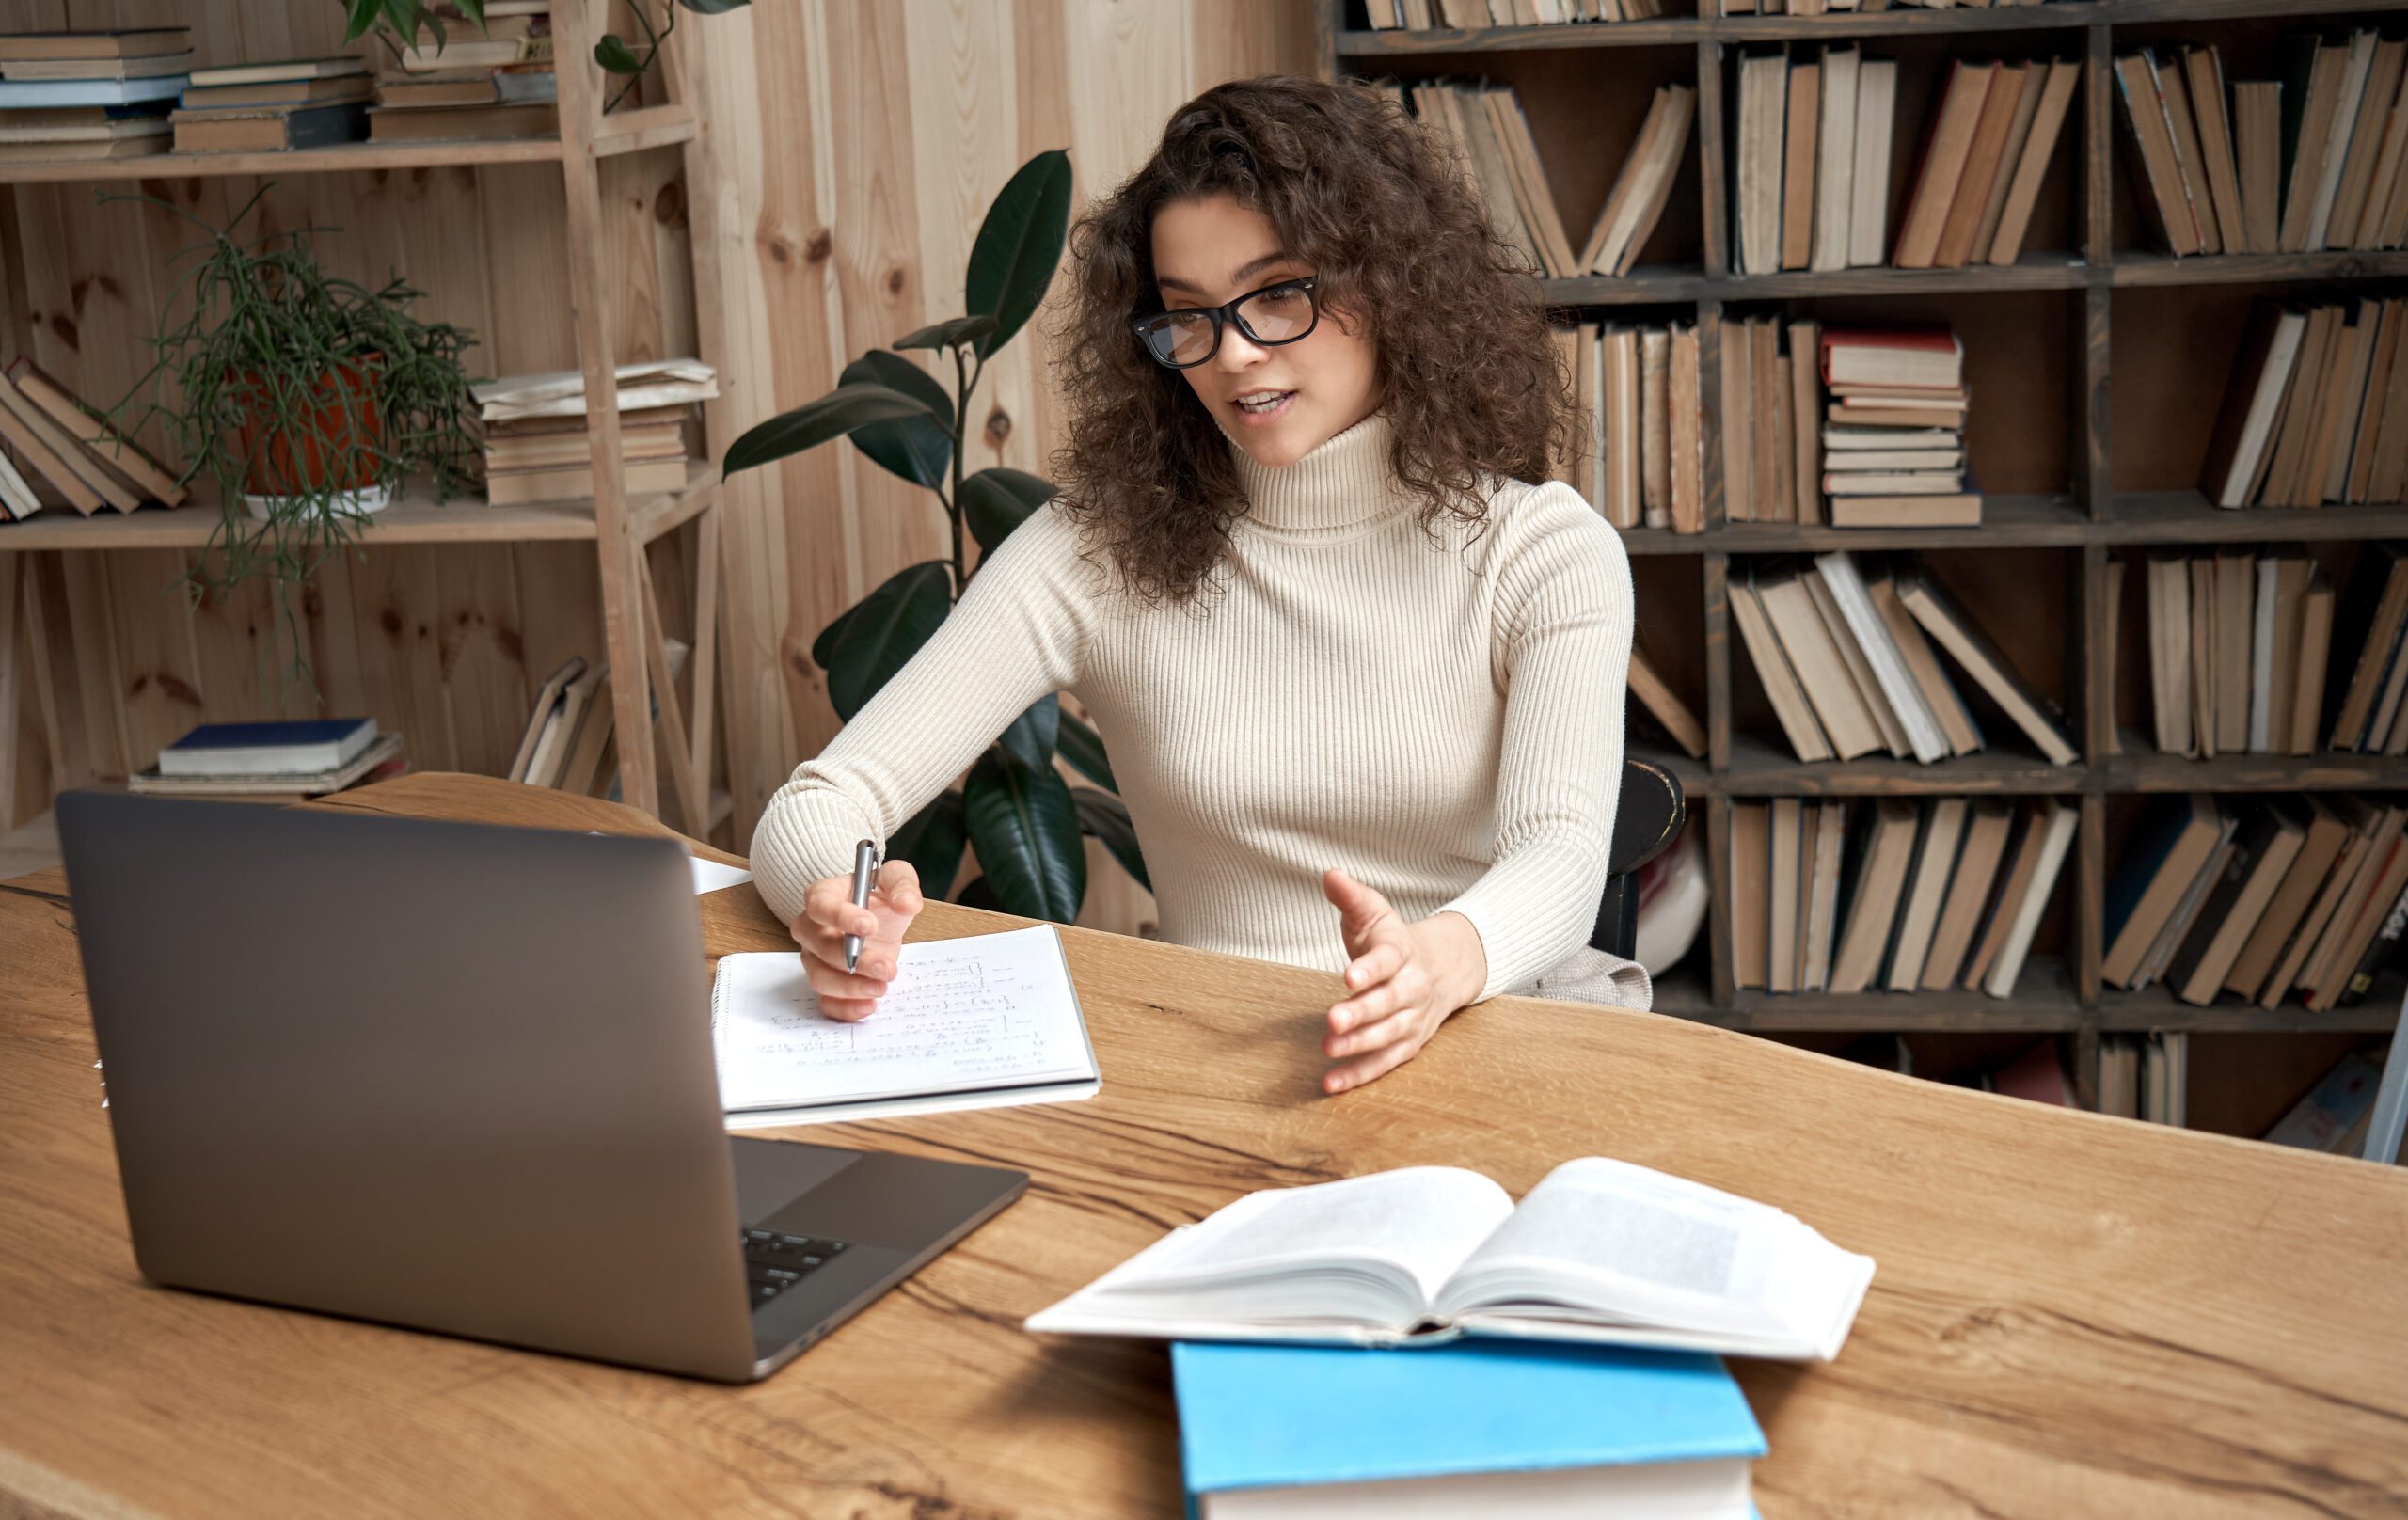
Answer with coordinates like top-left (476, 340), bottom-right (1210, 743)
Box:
top-left (388, 0), bottom-right (423, 40)
top-left (963, 150), bottom-right (1072, 360)
top-left (839, 351), bottom-right (953, 489)
top-left (960, 467), bottom-right (1056, 553)
top-left (964, 751), bottom-right (1085, 923)
top-left (450, 0), bottom-right (485, 24)
top-left (1056, 710), bottom-right (1117, 794)
top-left (594, 33), bottom-right (646, 74)
top-left (722, 382), bottom-right (937, 476)
top-left (345, 0), bottom-right (385, 42)
top-left (813, 561), bottom-right (954, 721)
top-left (999, 693), bottom-right (1059, 773)
top-left (892, 314), bottom-right (998, 353)
top-left (1072, 787), bottom-right (1150, 894)
top-left (889, 790), bottom-right (968, 902)
top-left (956, 876), bottom-right (1004, 911)
top-left (677, 0), bottom-right (753, 12)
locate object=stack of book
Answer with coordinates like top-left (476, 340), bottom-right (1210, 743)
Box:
top-left (2105, 793), bottom-right (2408, 1012)
top-left (1732, 47), bottom-right (1900, 275)
top-left (2201, 297), bottom-right (2408, 509)
top-left (372, 1), bottom-right (557, 143)
top-left (1365, 0), bottom-right (1667, 28)
top-left (1891, 56), bottom-right (2083, 269)
top-left (127, 718), bottom-right (406, 803)
top-left (2120, 34), bottom-right (2408, 260)
top-left (2141, 547), bottom-right (2337, 759)
top-left (170, 56), bottom-right (370, 155)
top-left (1733, 794), bottom-right (2076, 999)
top-left (468, 358), bottom-right (716, 506)
top-left (0, 356), bottom-right (185, 519)
top-left (1819, 327), bottom-right (1978, 526)
top-left (1731, 552), bottom-right (2077, 767)
top-left (1554, 317), bottom-right (1703, 532)
top-left (0, 27), bottom-right (186, 161)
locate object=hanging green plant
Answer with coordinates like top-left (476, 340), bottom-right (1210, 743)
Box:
top-left (721, 149), bottom-right (1146, 926)
top-left (341, 0), bottom-right (752, 114)
top-left (103, 182), bottom-right (483, 705)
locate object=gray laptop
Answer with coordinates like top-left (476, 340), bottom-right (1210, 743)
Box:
top-left (55, 790), bottom-right (1025, 1384)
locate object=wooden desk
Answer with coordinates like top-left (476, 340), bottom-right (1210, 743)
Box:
top-left (4, 775), bottom-right (2405, 1518)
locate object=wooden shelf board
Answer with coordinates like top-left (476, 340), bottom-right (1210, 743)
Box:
top-left (1718, 734), bottom-right (2084, 796)
top-left (2105, 491), bottom-right (2408, 545)
top-left (2102, 737), bottom-right (2408, 793)
top-left (0, 136), bottom-right (566, 185)
top-left (2097, 974), bottom-right (2407, 1034)
top-left (591, 103), bottom-right (699, 158)
top-left (1658, 956), bottom-right (2082, 1031)
top-left (0, 464), bottom-right (707, 552)
top-left (2108, 249), bottom-right (2408, 289)
top-left (1338, 17), bottom-right (1706, 55)
top-left (1718, 493), bottom-right (2085, 552)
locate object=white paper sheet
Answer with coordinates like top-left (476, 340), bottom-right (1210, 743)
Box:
top-left (688, 856), bottom-right (753, 895)
top-left (709, 925), bottom-right (1099, 1116)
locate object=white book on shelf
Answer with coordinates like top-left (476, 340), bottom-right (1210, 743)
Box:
top-left (1813, 46), bottom-right (1860, 273)
top-left (1984, 802), bottom-right (2078, 1000)
top-left (1814, 551), bottom-right (1949, 763)
top-left (1848, 59), bottom-right (1898, 268)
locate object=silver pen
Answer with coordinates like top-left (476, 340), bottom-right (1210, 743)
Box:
top-left (843, 838), bottom-right (879, 974)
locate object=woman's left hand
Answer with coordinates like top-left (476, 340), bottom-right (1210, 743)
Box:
top-left (1320, 868), bottom-right (1489, 1095)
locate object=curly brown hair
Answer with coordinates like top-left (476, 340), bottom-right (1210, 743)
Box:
top-left (1046, 72), bottom-right (1573, 607)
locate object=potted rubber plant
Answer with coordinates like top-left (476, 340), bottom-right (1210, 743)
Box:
top-left (721, 150), bottom-right (1146, 926)
top-left (106, 183), bottom-right (482, 700)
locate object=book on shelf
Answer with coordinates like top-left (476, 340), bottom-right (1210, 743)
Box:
top-left (186, 55), bottom-right (367, 89)
top-left (1627, 646), bottom-right (1706, 759)
top-left (484, 453), bottom-right (685, 507)
top-left (1893, 58), bottom-right (1993, 269)
top-left (2262, 1049), bottom-right (2391, 1158)
top-left (1744, 794), bottom-right (2072, 1001)
top-left (130, 731), bottom-right (405, 800)
top-left (2107, 792), bottom-right (2408, 1011)
top-left (1027, 1158), bottom-right (1877, 1362)
top-left (1893, 565), bottom-right (2077, 766)
top-left (0, 101), bottom-right (171, 149)
top-left (179, 74), bottom-right (374, 112)
top-left (1365, 0), bottom-right (1668, 28)
top-left (1172, 1338), bottom-right (1764, 1520)
top-left (157, 718), bottom-right (380, 778)
top-left (469, 358), bottom-right (718, 422)
top-left (366, 100), bottom-right (558, 144)
top-left (2203, 296), bottom-right (2408, 509)
top-left (170, 99), bottom-right (368, 154)
top-left (0, 364), bottom-right (167, 515)
top-left (1575, 82), bottom-right (1692, 277)
top-left (1563, 318), bottom-right (1700, 532)
top-left (0, 52), bottom-right (191, 82)
top-left (0, 29), bottom-right (190, 62)
top-left (2142, 546), bottom-right (2334, 759)
top-left (0, 73), bottom-right (182, 109)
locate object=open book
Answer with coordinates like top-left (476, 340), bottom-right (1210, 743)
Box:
top-left (1026, 1158), bottom-right (1875, 1362)
top-left (710, 925), bottom-right (1100, 1128)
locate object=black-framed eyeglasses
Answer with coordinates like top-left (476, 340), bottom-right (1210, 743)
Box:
top-left (1132, 275), bottom-right (1320, 370)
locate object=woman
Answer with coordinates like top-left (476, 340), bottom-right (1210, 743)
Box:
top-left (752, 73), bottom-right (1644, 1095)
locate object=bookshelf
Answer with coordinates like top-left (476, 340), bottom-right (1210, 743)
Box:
top-left (1318, 0), bottom-right (2408, 1117)
top-left (0, 1), bottom-right (718, 826)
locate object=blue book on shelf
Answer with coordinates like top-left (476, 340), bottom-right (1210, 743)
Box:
top-left (157, 719), bottom-right (377, 779)
top-left (1172, 1338), bottom-right (1765, 1519)
top-left (0, 74), bottom-right (183, 109)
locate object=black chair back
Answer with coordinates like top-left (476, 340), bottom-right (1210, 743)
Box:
top-left (1590, 759), bottom-right (1686, 960)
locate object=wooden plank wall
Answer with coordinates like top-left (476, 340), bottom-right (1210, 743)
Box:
top-left (0, 0), bottom-right (702, 827)
top-left (673, 0), bottom-right (1313, 935)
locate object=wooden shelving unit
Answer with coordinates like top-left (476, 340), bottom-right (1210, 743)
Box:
top-left (1317, 0), bottom-right (2408, 1101)
top-left (0, 1), bottom-right (721, 826)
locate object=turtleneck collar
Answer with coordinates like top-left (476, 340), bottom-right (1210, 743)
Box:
top-left (1226, 408), bottom-right (1411, 534)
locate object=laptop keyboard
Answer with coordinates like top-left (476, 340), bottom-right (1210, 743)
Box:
top-left (742, 1227), bottom-right (848, 1306)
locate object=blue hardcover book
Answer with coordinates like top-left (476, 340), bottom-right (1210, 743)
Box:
top-left (158, 719), bottom-right (376, 778)
top-left (0, 74), bottom-right (183, 109)
top-left (1173, 1338), bottom-right (1765, 1519)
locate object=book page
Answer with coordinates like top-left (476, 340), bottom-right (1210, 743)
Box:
top-left (710, 925), bottom-right (1097, 1113)
top-left (1436, 1158), bottom-right (1873, 1354)
top-left (1033, 1168), bottom-right (1515, 1332)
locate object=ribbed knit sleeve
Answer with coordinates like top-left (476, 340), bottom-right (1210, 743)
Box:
top-left (746, 505), bottom-right (1089, 928)
top-left (1438, 482), bottom-right (1637, 1002)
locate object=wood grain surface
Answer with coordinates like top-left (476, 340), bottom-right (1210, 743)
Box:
top-left (1, 773), bottom-right (2405, 1518)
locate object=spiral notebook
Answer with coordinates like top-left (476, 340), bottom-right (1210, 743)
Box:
top-left (708, 924), bottom-right (1101, 1128)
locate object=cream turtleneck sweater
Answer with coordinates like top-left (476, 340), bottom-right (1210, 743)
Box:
top-left (750, 409), bottom-right (1649, 1009)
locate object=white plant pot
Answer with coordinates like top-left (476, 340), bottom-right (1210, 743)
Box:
top-left (241, 483), bottom-right (394, 521)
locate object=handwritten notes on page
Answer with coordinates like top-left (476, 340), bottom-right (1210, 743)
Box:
top-left (709, 925), bottom-right (1101, 1126)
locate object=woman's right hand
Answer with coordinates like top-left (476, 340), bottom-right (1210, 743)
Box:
top-left (792, 858), bottom-right (924, 1021)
